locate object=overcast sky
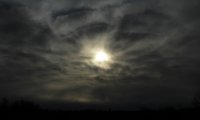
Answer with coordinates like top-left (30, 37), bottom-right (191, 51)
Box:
top-left (0, 0), bottom-right (200, 110)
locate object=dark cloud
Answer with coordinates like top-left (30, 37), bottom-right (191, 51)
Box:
top-left (0, 0), bottom-right (200, 110)
top-left (0, 0), bottom-right (57, 98)
top-left (52, 7), bottom-right (95, 21)
top-left (0, 1), bottom-right (53, 47)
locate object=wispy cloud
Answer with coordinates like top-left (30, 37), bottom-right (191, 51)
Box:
top-left (0, 0), bottom-right (200, 109)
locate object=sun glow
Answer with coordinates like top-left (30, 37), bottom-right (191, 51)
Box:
top-left (92, 50), bottom-right (112, 69)
top-left (80, 35), bottom-right (113, 69)
top-left (94, 50), bottom-right (110, 63)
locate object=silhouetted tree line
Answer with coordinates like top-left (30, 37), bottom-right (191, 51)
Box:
top-left (0, 98), bottom-right (42, 112)
top-left (0, 97), bottom-right (200, 112)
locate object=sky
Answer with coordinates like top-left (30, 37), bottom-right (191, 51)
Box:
top-left (0, 0), bottom-right (200, 110)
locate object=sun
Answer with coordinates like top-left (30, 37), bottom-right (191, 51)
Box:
top-left (90, 49), bottom-right (112, 69)
top-left (94, 50), bottom-right (110, 63)
top-left (92, 50), bottom-right (111, 69)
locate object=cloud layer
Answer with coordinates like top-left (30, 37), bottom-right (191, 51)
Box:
top-left (0, 0), bottom-right (200, 109)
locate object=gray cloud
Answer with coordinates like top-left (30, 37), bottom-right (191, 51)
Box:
top-left (0, 0), bottom-right (200, 109)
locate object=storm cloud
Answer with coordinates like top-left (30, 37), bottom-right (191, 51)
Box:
top-left (0, 0), bottom-right (200, 110)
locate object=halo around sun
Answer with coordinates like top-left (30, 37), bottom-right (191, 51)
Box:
top-left (80, 35), bottom-right (113, 69)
